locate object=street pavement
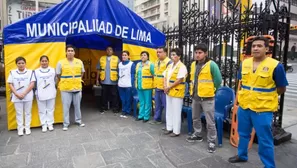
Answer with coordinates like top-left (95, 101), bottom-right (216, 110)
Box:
top-left (0, 95), bottom-right (297, 168)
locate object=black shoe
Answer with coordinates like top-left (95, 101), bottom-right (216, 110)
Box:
top-left (99, 109), bottom-right (106, 113)
top-left (163, 130), bottom-right (173, 135)
top-left (135, 118), bottom-right (143, 121)
top-left (186, 134), bottom-right (203, 143)
top-left (113, 109), bottom-right (120, 113)
top-left (228, 155), bottom-right (247, 163)
top-left (208, 142), bottom-right (216, 153)
top-left (143, 119), bottom-right (149, 123)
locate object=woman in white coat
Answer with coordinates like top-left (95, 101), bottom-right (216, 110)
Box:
top-left (7, 56), bottom-right (35, 136)
top-left (35, 55), bottom-right (57, 132)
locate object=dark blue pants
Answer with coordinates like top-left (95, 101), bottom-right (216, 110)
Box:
top-left (153, 89), bottom-right (166, 122)
top-left (118, 87), bottom-right (132, 115)
top-left (237, 107), bottom-right (275, 168)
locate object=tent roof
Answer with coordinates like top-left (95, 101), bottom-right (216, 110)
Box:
top-left (3, 0), bottom-right (165, 49)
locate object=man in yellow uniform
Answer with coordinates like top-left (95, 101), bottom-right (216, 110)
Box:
top-left (150, 47), bottom-right (172, 125)
top-left (56, 45), bottom-right (85, 131)
top-left (96, 46), bottom-right (120, 113)
top-left (186, 44), bottom-right (222, 153)
top-left (228, 37), bottom-right (288, 168)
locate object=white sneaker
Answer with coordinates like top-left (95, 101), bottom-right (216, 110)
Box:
top-left (25, 128), bottom-right (31, 135)
top-left (42, 126), bottom-right (47, 133)
top-left (62, 126), bottom-right (68, 131)
top-left (18, 129), bottom-right (24, 136)
top-left (79, 123), bottom-right (85, 127)
top-left (48, 125), bottom-right (54, 131)
top-left (122, 115), bottom-right (128, 119)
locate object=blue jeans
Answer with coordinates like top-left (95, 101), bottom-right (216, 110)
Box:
top-left (118, 87), bottom-right (132, 115)
top-left (237, 107), bottom-right (275, 168)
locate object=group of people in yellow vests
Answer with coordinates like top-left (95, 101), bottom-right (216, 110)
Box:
top-left (8, 36), bottom-right (288, 168)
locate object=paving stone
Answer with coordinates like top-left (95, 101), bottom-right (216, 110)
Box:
top-left (166, 146), bottom-right (206, 166)
top-left (68, 134), bottom-right (93, 145)
top-left (178, 161), bottom-right (207, 168)
top-left (125, 142), bottom-right (158, 159)
top-left (73, 152), bottom-right (106, 168)
top-left (58, 144), bottom-right (85, 160)
top-left (31, 130), bottom-right (57, 142)
top-left (98, 163), bottom-right (123, 168)
top-left (110, 127), bottom-right (134, 137)
top-left (0, 144), bottom-right (18, 156)
top-left (82, 140), bottom-right (110, 154)
top-left (101, 148), bottom-right (131, 165)
top-left (199, 155), bottom-right (240, 168)
top-left (28, 149), bottom-right (58, 165)
top-left (0, 153), bottom-right (28, 168)
top-left (121, 158), bottom-right (156, 168)
top-left (18, 138), bottom-right (69, 153)
top-left (127, 133), bottom-right (154, 145)
top-left (146, 131), bottom-right (161, 141)
top-left (7, 135), bottom-right (34, 145)
top-left (44, 158), bottom-right (74, 168)
top-left (20, 163), bottom-right (44, 168)
top-left (105, 136), bottom-right (134, 149)
top-left (90, 130), bottom-right (116, 141)
top-left (147, 152), bottom-right (175, 168)
top-left (0, 135), bottom-right (10, 146)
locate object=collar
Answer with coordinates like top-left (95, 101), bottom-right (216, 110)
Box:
top-left (17, 68), bottom-right (27, 74)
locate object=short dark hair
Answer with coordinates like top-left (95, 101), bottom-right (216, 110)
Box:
top-left (122, 50), bottom-right (130, 56)
top-left (171, 48), bottom-right (182, 57)
top-left (194, 44), bottom-right (208, 53)
top-left (141, 51), bottom-right (150, 59)
top-left (252, 36), bottom-right (269, 47)
top-left (40, 55), bottom-right (49, 62)
top-left (157, 47), bottom-right (168, 53)
top-left (15, 56), bottom-right (26, 64)
top-left (66, 44), bottom-right (76, 51)
top-left (106, 46), bottom-right (113, 50)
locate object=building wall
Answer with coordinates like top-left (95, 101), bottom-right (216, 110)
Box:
top-left (118, 0), bottom-right (134, 10)
top-left (2, 0), bottom-right (63, 30)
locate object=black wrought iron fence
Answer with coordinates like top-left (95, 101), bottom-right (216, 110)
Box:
top-left (163, 0), bottom-right (291, 129)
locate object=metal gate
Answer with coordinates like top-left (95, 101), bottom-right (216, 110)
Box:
top-left (163, 0), bottom-right (291, 129)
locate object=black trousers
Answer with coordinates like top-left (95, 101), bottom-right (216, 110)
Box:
top-left (101, 84), bottom-right (119, 110)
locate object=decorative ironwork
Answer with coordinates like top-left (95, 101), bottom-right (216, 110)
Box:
top-left (163, 0), bottom-right (291, 128)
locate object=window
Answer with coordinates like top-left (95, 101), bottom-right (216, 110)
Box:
top-left (291, 13), bottom-right (297, 21)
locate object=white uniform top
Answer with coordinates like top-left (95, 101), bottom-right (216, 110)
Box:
top-left (7, 69), bottom-right (36, 102)
top-left (35, 67), bottom-right (57, 101)
top-left (118, 61), bottom-right (133, 88)
top-left (163, 61), bottom-right (188, 87)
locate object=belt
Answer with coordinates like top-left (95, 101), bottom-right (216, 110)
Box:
top-left (196, 96), bottom-right (214, 101)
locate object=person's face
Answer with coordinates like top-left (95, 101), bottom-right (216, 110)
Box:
top-left (157, 48), bottom-right (166, 60)
top-left (170, 52), bottom-right (180, 62)
top-left (40, 57), bottom-right (49, 68)
top-left (252, 40), bottom-right (268, 59)
top-left (122, 52), bottom-right (129, 61)
top-left (194, 49), bottom-right (207, 61)
top-left (141, 53), bottom-right (148, 62)
top-left (66, 47), bottom-right (75, 59)
top-left (106, 47), bottom-right (113, 56)
top-left (17, 60), bottom-right (26, 71)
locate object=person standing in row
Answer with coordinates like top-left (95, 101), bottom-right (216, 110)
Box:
top-left (163, 48), bottom-right (188, 137)
top-left (7, 57), bottom-right (35, 136)
top-left (56, 45), bottom-right (85, 131)
top-left (118, 51), bottom-right (135, 118)
top-left (135, 51), bottom-right (154, 122)
top-left (228, 37), bottom-right (288, 168)
top-left (96, 46), bottom-right (120, 113)
top-left (186, 44), bottom-right (222, 153)
top-left (35, 55), bottom-right (57, 132)
top-left (150, 47), bottom-right (171, 125)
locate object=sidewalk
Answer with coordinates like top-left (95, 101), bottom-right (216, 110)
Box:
top-left (0, 96), bottom-right (296, 168)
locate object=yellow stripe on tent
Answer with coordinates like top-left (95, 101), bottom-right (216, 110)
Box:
top-left (123, 43), bottom-right (158, 62)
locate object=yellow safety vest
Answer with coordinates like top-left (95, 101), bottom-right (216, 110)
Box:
top-left (154, 57), bottom-right (171, 90)
top-left (190, 61), bottom-right (215, 97)
top-left (166, 62), bottom-right (186, 98)
top-left (99, 55), bottom-right (119, 81)
top-left (59, 58), bottom-right (83, 91)
top-left (238, 57), bottom-right (279, 112)
top-left (136, 62), bottom-right (154, 89)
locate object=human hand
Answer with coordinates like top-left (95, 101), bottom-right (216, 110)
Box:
top-left (19, 93), bottom-right (26, 99)
top-left (164, 87), bottom-right (170, 94)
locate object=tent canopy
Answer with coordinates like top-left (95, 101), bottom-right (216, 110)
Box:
top-left (3, 0), bottom-right (166, 50)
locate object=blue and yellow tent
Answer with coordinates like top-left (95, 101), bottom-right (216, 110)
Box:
top-left (3, 0), bottom-right (165, 130)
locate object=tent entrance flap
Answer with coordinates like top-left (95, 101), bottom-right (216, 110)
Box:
top-left (66, 34), bottom-right (123, 86)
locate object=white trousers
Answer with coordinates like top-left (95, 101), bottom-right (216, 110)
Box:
top-left (166, 95), bottom-right (183, 134)
top-left (14, 101), bottom-right (33, 130)
top-left (37, 98), bottom-right (55, 126)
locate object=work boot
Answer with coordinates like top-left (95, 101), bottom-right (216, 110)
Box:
top-left (228, 155), bottom-right (247, 163)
